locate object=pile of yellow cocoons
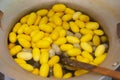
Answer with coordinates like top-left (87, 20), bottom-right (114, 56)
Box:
top-left (8, 3), bottom-right (109, 79)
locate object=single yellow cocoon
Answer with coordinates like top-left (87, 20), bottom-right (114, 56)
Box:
top-left (48, 56), bottom-right (60, 67)
top-left (40, 63), bottom-right (49, 77)
top-left (36, 9), bottom-right (48, 16)
top-left (19, 63), bottom-right (34, 72)
top-left (53, 63), bottom-right (63, 78)
top-left (93, 35), bottom-right (100, 46)
top-left (52, 4), bottom-right (66, 12)
top-left (86, 22), bottom-right (99, 30)
top-left (67, 48), bottom-right (81, 56)
top-left (74, 69), bottom-right (88, 76)
top-left (80, 34), bottom-right (93, 42)
top-left (60, 44), bottom-right (73, 51)
top-left (32, 47), bottom-right (41, 61)
top-left (36, 40), bottom-right (50, 48)
top-left (12, 23), bottom-right (21, 33)
top-left (40, 51), bottom-right (49, 64)
top-left (80, 42), bottom-right (93, 53)
top-left (17, 52), bottom-right (32, 60)
top-left (95, 44), bottom-right (105, 57)
top-left (54, 37), bottom-right (67, 45)
top-left (18, 38), bottom-right (31, 48)
top-left (10, 45), bottom-right (22, 56)
top-left (69, 21), bottom-right (79, 33)
top-left (66, 36), bottom-right (80, 44)
top-left (63, 72), bottom-right (72, 78)
top-left (9, 32), bottom-right (17, 43)
top-left (27, 12), bottom-right (37, 25)
top-left (94, 53), bottom-right (107, 65)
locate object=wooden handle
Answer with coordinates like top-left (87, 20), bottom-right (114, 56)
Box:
top-left (62, 57), bottom-right (120, 80)
top-left (92, 66), bottom-right (120, 80)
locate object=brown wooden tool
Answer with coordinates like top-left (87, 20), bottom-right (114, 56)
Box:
top-left (61, 57), bottom-right (120, 80)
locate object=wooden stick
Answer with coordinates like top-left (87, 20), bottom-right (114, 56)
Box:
top-left (62, 57), bottom-right (120, 80)
top-left (92, 66), bottom-right (120, 80)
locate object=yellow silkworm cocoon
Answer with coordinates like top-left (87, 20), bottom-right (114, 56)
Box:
top-left (27, 12), bottom-right (37, 25)
top-left (19, 63), bottom-right (34, 72)
top-left (80, 42), bottom-right (93, 53)
top-left (12, 23), bottom-right (21, 33)
top-left (62, 14), bottom-right (72, 21)
top-left (62, 21), bottom-right (70, 30)
top-left (86, 22), bottom-right (99, 30)
top-left (39, 24), bottom-right (53, 33)
top-left (17, 34), bottom-right (31, 41)
top-left (20, 15), bottom-right (29, 24)
top-left (65, 8), bottom-right (75, 14)
top-left (18, 38), bottom-right (31, 48)
top-left (32, 68), bottom-right (39, 75)
top-left (93, 35), bottom-right (100, 46)
top-left (53, 16), bottom-right (62, 26)
top-left (47, 9), bottom-right (55, 17)
top-left (81, 51), bottom-right (93, 61)
top-left (39, 16), bottom-right (48, 25)
top-left (69, 22), bottom-right (79, 33)
top-left (74, 69), bottom-right (88, 76)
top-left (36, 40), bottom-right (50, 48)
top-left (36, 9), bottom-right (48, 16)
top-left (32, 47), bottom-right (41, 61)
top-left (54, 37), bottom-right (67, 45)
top-left (94, 29), bottom-right (104, 36)
top-left (40, 51), bottom-right (49, 64)
top-left (48, 56), bottom-right (60, 67)
top-left (53, 63), bottom-right (63, 78)
top-left (17, 24), bottom-right (28, 34)
top-left (79, 14), bottom-right (90, 22)
top-left (32, 31), bottom-right (44, 42)
top-left (80, 28), bottom-right (93, 35)
top-left (95, 44), bottom-right (105, 57)
top-left (63, 72), bottom-right (72, 78)
top-left (76, 55), bottom-right (89, 63)
top-left (66, 36), bottom-right (80, 44)
top-left (17, 52), bottom-right (32, 60)
top-left (80, 34), bottom-right (93, 42)
top-left (67, 48), bottom-right (81, 56)
top-left (52, 4), bottom-right (66, 12)
top-left (9, 32), bottom-right (17, 43)
top-left (73, 12), bottom-right (82, 20)
top-left (40, 63), bottom-right (49, 77)
top-left (93, 53), bottom-right (107, 65)
top-left (75, 20), bottom-right (85, 28)
top-left (60, 44), bottom-right (73, 51)
top-left (14, 58), bottom-right (26, 64)
top-left (8, 43), bottom-right (15, 49)
top-left (10, 45), bottom-right (22, 56)
top-left (34, 15), bottom-right (41, 26)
